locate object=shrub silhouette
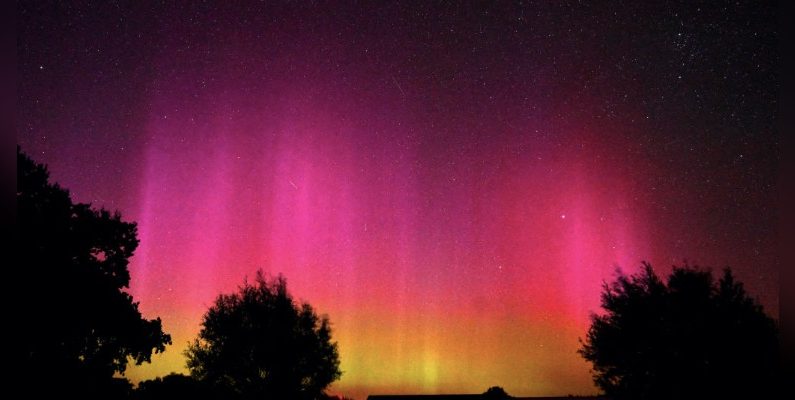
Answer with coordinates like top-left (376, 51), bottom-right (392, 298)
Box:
top-left (18, 148), bottom-right (171, 397)
top-left (134, 373), bottom-right (227, 400)
top-left (579, 262), bottom-right (778, 400)
top-left (186, 271), bottom-right (341, 400)
top-left (482, 386), bottom-right (511, 399)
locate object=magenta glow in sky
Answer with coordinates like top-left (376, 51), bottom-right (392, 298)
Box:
top-left (18, 2), bottom-right (778, 398)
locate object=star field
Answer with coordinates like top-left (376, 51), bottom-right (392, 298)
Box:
top-left (18, 2), bottom-right (778, 398)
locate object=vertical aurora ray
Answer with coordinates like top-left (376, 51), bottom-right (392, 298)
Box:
top-left (17, 2), bottom-right (778, 399)
top-left (121, 94), bottom-right (772, 398)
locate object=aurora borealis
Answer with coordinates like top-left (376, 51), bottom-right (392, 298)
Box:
top-left (18, 2), bottom-right (778, 398)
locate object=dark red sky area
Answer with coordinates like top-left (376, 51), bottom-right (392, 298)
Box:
top-left (18, 2), bottom-right (778, 398)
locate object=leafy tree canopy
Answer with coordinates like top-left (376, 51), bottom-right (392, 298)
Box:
top-left (186, 271), bottom-right (341, 400)
top-left (19, 148), bottom-right (171, 395)
top-left (580, 262), bottom-right (778, 400)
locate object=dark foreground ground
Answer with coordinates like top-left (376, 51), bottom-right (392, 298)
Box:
top-left (368, 395), bottom-right (604, 400)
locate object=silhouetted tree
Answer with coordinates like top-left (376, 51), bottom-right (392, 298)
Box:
top-left (18, 148), bottom-right (171, 396)
top-left (186, 271), bottom-right (341, 400)
top-left (579, 262), bottom-right (778, 400)
top-left (483, 386), bottom-right (511, 399)
top-left (134, 373), bottom-right (227, 400)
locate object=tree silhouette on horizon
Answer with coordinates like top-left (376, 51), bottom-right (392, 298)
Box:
top-left (134, 373), bottom-right (221, 400)
top-left (482, 386), bottom-right (511, 399)
top-left (18, 148), bottom-right (171, 397)
top-left (579, 262), bottom-right (778, 400)
top-left (186, 271), bottom-right (341, 400)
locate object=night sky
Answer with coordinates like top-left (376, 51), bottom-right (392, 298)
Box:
top-left (18, 1), bottom-right (778, 398)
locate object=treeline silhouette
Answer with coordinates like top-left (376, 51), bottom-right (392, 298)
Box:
top-left (18, 147), bottom-right (342, 399)
top-left (18, 148), bottom-right (778, 400)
